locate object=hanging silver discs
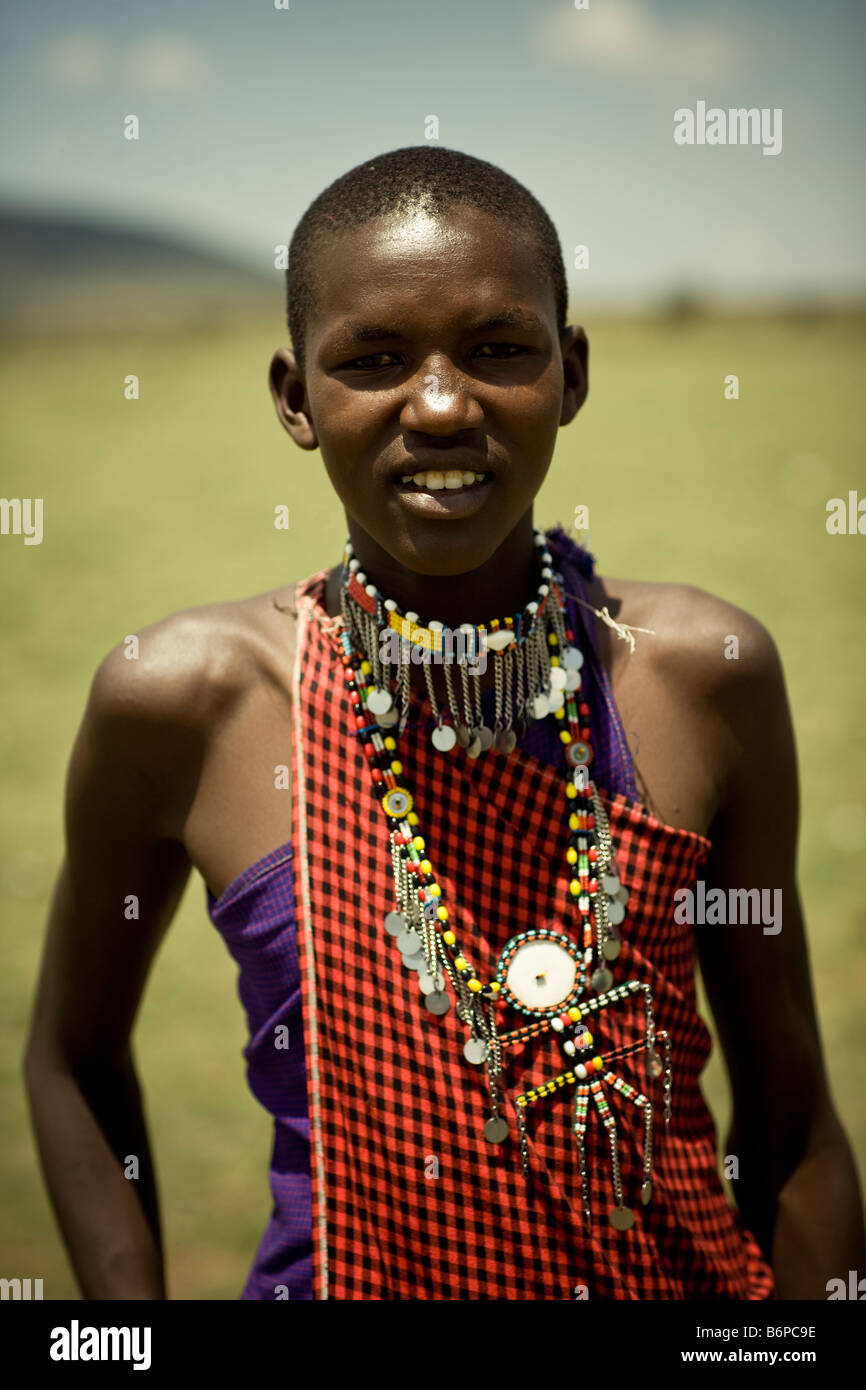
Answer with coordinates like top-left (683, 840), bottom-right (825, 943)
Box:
top-left (397, 929), bottom-right (421, 956)
top-left (562, 646), bottom-right (584, 670)
top-left (531, 693), bottom-right (550, 720)
top-left (477, 724), bottom-right (494, 751)
top-left (494, 728), bottom-right (517, 753)
top-left (601, 871), bottom-right (621, 895)
top-left (463, 1037), bottom-right (488, 1065)
top-left (377, 705), bottom-right (399, 727)
top-left (366, 687), bottom-right (394, 716)
top-left (431, 723), bottom-right (457, 752)
top-left (546, 687), bottom-right (565, 713)
top-left (602, 938), bottom-right (621, 961)
top-left (641, 1180), bottom-right (653, 1206)
top-left (384, 910), bottom-right (408, 936)
top-left (606, 898), bottom-right (626, 927)
top-left (609, 1205), bottom-right (635, 1231)
top-left (465, 734), bottom-right (482, 758)
top-left (484, 1116), bottom-right (509, 1143)
top-left (617, 886), bottom-right (629, 906)
top-left (455, 723), bottom-right (471, 748)
top-left (403, 951), bottom-right (427, 972)
top-left (425, 990), bottom-right (450, 1016)
top-left (417, 971), bottom-right (438, 995)
top-left (591, 966), bottom-right (613, 993)
top-left (548, 666), bottom-right (567, 691)
top-left (564, 669), bottom-right (582, 693)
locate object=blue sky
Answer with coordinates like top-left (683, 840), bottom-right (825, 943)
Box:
top-left (1, 0), bottom-right (863, 305)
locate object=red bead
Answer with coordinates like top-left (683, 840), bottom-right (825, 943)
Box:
top-left (588, 847), bottom-right (598, 862)
top-left (587, 814), bottom-right (595, 827)
top-left (343, 668), bottom-right (355, 683)
top-left (580, 726), bottom-right (591, 741)
top-left (579, 702), bottom-right (590, 716)
top-left (588, 878), bottom-right (597, 893)
top-left (363, 744), bottom-right (374, 759)
top-left (354, 714), bottom-right (367, 729)
top-left (565, 628), bottom-right (574, 641)
top-left (350, 691), bottom-right (360, 706)
top-left (371, 767), bottom-right (383, 783)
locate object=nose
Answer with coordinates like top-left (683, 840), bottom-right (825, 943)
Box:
top-left (399, 358), bottom-right (484, 434)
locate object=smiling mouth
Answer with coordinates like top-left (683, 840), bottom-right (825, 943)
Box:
top-left (395, 468), bottom-right (491, 492)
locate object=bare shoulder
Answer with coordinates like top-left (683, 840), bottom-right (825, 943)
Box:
top-left (591, 572), bottom-right (783, 693)
top-left (89, 583), bottom-right (298, 728)
top-left (78, 585), bottom-right (298, 843)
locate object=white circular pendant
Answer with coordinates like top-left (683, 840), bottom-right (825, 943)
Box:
top-left (500, 936), bottom-right (578, 1013)
top-left (548, 666), bottom-right (567, 691)
top-left (366, 687), bottom-right (394, 715)
top-left (431, 724), bottom-right (457, 751)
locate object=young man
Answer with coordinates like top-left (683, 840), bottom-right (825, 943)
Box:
top-left (24, 146), bottom-right (864, 1300)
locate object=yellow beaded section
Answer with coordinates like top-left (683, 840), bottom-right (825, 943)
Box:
top-left (515, 1055), bottom-right (605, 1107)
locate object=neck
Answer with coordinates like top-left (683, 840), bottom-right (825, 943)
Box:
top-left (324, 514), bottom-right (543, 627)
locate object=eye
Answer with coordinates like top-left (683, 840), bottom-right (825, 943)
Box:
top-left (472, 342), bottom-right (530, 359)
top-left (341, 351), bottom-right (402, 370)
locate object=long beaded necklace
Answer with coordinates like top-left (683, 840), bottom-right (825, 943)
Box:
top-left (336, 529), bottom-right (671, 1230)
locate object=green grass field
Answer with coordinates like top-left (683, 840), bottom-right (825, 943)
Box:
top-left (2, 312), bottom-right (865, 1297)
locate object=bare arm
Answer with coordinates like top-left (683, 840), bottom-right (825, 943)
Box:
top-left (696, 614), bottom-right (866, 1299)
top-left (23, 633), bottom-right (203, 1299)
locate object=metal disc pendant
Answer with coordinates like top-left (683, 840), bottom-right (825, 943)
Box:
top-left (403, 951), bottom-right (427, 972)
top-left (617, 886), bottom-right (630, 906)
top-left (601, 871), bottom-right (621, 895)
top-left (477, 724), bottom-right (494, 751)
top-left (377, 705), bottom-right (399, 726)
top-left (425, 990), bottom-right (450, 1016)
top-left (463, 1037), bottom-right (488, 1064)
top-left (548, 666), bottom-right (567, 691)
top-left (484, 1116), bottom-right (509, 1143)
top-left (609, 1205), bottom-right (635, 1231)
top-left (564, 669), bottom-right (582, 693)
top-left (546, 687), bottom-right (565, 713)
top-left (641, 1180), bottom-right (653, 1206)
top-left (591, 966), bottom-right (613, 993)
top-left (384, 910), bottom-right (409, 937)
top-left (397, 929), bottom-right (422, 956)
top-left (466, 734), bottom-right (482, 758)
top-left (531, 693), bottom-right (550, 720)
top-left (455, 723), bottom-right (471, 748)
top-left (366, 687), bottom-right (394, 716)
top-left (606, 898), bottom-right (626, 927)
top-left (431, 723), bottom-right (457, 752)
top-left (494, 728), bottom-right (517, 753)
top-left (562, 646), bottom-right (584, 671)
top-left (602, 938), bottom-right (621, 961)
top-left (417, 971), bottom-right (438, 995)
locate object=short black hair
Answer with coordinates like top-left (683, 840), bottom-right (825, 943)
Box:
top-left (285, 145), bottom-right (568, 374)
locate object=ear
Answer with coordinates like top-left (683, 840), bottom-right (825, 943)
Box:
top-left (559, 325), bottom-right (589, 426)
top-left (268, 347), bottom-right (318, 450)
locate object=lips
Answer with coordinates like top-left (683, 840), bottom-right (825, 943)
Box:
top-left (391, 471), bottom-right (494, 519)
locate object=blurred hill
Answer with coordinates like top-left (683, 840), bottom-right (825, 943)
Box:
top-left (0, 208), bottom-right (280, 334)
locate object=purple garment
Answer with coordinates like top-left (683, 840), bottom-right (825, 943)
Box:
top-left (205, 531), bottom-right (636, 1299)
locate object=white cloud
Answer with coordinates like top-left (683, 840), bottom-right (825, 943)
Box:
top-left (533, 0), bottom-right (738, 78)
top-left (39, 31), bottom-right (209, 93)
top-left (40, 34), bottom-right (113, 88)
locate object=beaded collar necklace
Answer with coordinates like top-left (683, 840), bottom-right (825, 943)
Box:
top-left (335, 530), bottom-right (671, 1230)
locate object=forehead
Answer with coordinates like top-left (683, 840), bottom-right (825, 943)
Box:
top-left (308, 204), bottom-right (555, 346)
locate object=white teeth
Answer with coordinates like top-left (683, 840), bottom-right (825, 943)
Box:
top-left (404, 469), bottom-right (488, 490)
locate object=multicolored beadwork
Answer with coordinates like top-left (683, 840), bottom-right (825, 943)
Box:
top-left (337, 530), bottom-right (671, 1230)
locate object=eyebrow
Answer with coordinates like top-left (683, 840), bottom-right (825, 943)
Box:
top-left (323, 308), bottom-right (549, 355)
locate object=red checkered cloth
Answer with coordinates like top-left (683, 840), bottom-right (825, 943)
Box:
top-left (290, 550), bottom-right (775, 1301)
